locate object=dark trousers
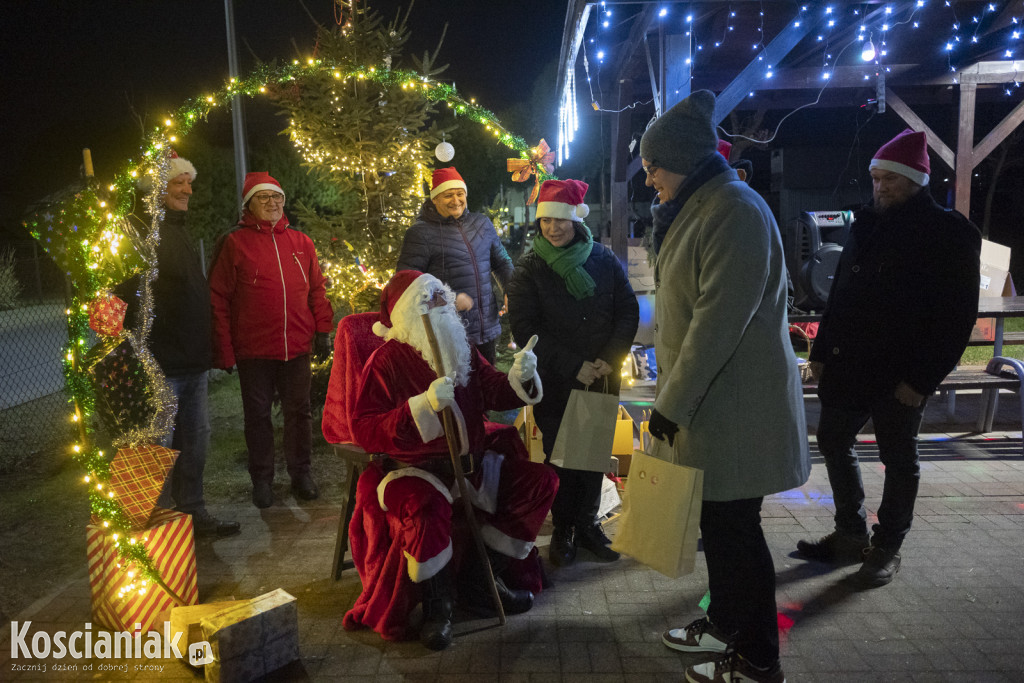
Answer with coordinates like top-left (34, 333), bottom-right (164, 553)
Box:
top-left (815, 395), bottom-right (929, 548)
top-left (816, 394), bottom-right (926, 550)
top-left (158, 371), bottom-right (210, 514)
top-left (702, 497), bottom-right (778, 669)
top-left (237, 355), bottom-right (313, 484)
top-left (549, 465), bottom-right (604, 530)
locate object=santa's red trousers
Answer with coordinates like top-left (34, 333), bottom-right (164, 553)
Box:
top-left (379, 454), bottom-right (557, 582)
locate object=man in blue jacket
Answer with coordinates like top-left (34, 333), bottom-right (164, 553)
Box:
top-left (797, 129), bottom-right (981, 587)
top-left (397, 167), bottom-right (514, 365)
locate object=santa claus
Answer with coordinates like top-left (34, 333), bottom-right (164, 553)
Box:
top-left (350, 270), bottom-right (558, 650)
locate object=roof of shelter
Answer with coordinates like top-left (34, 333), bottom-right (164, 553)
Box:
top-left (555, 1), bottom-right (1024, 164)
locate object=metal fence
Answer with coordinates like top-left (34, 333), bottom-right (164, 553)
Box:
top-left (0, 240), bottom-right (73, 468)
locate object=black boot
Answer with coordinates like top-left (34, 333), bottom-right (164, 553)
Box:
top-left (419, 565), bottom-right (455, 650)
top-left (576, 521), bottom-right (620, 562)
top-left (548, 525), bottom-right (577, 567)
top-left (459, 548), bottom-right (534, 617)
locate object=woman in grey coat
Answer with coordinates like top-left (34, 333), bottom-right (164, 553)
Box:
top-left (640, 91), bottom-right (809, 683)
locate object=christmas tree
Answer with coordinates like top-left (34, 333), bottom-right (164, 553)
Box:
top-left (272, 4), bottom-right (448, 315)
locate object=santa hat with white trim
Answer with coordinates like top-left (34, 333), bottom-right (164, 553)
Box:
top-left (373, 270), bottom-right (449, 338)
top-left (430, 167), bottom-right (467, 199)
top-left (241, 171), bottom-right (286, 207)
top-left (535, 179), bottom-right (590, 222)
top-left (139, 150), bottom-right (196, 192)
top-left (869, 129), bottom-right (930, 186)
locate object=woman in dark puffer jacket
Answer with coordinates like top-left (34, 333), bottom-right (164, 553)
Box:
top-left (397, 167), bottom-right (514, 364)
top-left (507, 179), bottom-right (639, 568)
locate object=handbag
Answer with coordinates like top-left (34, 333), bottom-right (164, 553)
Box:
top-left (610, 449), bottom-right (703, 578)
top-left (550, 379), bottom-right (619, 472)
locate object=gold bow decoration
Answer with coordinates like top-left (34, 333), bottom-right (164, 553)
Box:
top-left (507, 139), bottom-right (555, 204)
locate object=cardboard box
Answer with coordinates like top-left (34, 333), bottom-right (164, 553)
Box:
top-left (201, 588), bottom-right (299, 683)
top-left (973, 239), bottom-right (1015, 341)
top-left (170, 598), bottom-right (245, 654)
top-left (87, 509), bottom-right (199, 633)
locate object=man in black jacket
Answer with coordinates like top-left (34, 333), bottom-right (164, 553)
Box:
top-left (797, 130), bottom-right (981, 587)
top-left (127, 155), bottom-right (240, 538)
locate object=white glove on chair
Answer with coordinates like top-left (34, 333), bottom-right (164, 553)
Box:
top-left (425, 376), bottom-right (455, 412)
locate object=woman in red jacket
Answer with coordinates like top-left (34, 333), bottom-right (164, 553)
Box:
top-left (209, 172), bottom-right (334, 508)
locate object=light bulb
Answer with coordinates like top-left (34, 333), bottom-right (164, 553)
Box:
top-left (861, 40), bottom-right (876, 61)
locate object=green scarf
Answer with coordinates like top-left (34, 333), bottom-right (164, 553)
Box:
top-left (532, 224), bottom-right (596, 300)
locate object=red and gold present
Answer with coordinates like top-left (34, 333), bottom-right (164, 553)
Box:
top-left (88, 293), bottom-right (129, 337)
top-left (87, 509), bottom-right (198, 634)
top-left (108, 444), bottom-right (179, 530)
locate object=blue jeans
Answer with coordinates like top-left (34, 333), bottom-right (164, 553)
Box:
top-left (159, 371), bottom-right (211, 514)
top-left (236, 356), bottom-right (312, 484)
top-left (702, 497), bottom-right (778, 669)
top-left (816, 394), bottom-right (927, 550)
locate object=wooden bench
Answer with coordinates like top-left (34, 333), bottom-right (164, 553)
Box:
top-left (965, 331), bottom-right (1024, 346)
top-left (802, 356), bottom-right (1024, 441)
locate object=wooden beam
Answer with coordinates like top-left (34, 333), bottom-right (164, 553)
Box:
top-left (713, 7), bottom-right (823, 123)
top-left (665, 33), bottom-right (692, 109)
top-left (956, 60), bottom-right (1024, 85)
top-left (956, 83), bottom-right (978, 215)
top-left (610, 79), bottom-right (634, 265)
top-left (973, 96), bottom-right (1024, 163)
top-left (886, 89), bottom-right (956, 170)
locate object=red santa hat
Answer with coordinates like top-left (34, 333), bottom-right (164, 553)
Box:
top-left (535, 179), bottom-right (590, 222)
top-left (716, 139), bottom-right (732, 161)
top-left (869, 129), bottom-right (930, 186)
top-left (167, 150), bottom-right (197, 181)
top-left (430, 167), bottom-right (467, 199)
top-left (373, 269), bottom-right (440, 338)
top-left (241, 171), bottom-right (286, 207)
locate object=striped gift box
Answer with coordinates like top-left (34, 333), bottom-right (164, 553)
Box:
top-left (87, 509), bottom-right (198, 633)
top-left (108, 445), bottom-right (179, 530)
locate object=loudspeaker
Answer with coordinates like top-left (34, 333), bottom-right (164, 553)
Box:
top-left (784, 211), bottom-right (853, 311)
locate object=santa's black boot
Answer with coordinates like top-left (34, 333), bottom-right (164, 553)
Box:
top-left (460, 548), bottom-right (534, 617)
top-left (419, 565), bottom-right (455, 650)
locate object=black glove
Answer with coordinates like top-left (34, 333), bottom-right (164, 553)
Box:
top-left (648, 409), bottom-right (679, 447)
top-left (313, 332), bottom-right (332, 362)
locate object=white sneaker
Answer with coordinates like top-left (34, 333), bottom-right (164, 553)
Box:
top-left (662, 616), bottom-right (732, 654)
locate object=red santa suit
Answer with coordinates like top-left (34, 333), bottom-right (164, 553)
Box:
top-left (342, 270), bottom-right (557, 639)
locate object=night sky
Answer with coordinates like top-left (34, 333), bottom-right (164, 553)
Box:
top-left (0, 0), bottom-right (565, 234)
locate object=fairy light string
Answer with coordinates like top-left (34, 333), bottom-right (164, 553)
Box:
top-left (27, 53), bottom-right (537, 599)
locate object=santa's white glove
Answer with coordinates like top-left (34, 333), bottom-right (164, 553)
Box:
top-left (511, 334), bottom-right (539, 380)
top-left (426, 376), bottom-right (455, 412)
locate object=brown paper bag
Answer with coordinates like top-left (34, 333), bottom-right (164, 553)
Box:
top-left (611, 405), bottom-right (635, 456)
top-left (610, 450), bottom-right (703, 578)
top-left (550, 385), bottom-right (619, 472)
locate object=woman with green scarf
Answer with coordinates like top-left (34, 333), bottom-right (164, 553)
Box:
top-left (507, 179), bottom-right (639, 568)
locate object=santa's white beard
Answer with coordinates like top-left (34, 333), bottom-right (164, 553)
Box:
top-left (395, 305), bottom-right (472, 386)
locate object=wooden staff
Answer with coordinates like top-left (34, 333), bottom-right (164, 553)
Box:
top-left (420, 312), bottom-right (506, 624)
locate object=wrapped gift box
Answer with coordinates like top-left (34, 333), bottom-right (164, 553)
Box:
top-left (169, 599), bottom-right (245, 654)
top-left (85, 336), bottom-right (157, 436)
top-left (88, 293), bottom-right (129, 337)
top-left (87, 509), bottom-right (198, 633)
top-left (108, 444), bottom-right (178, 529)
top-left (200, 589), bottom-right (299, 683)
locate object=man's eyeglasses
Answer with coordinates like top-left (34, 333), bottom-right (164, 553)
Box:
top-left (642, 165), bottom-right (659, 177)
top-left (254, 192), bottom-right (285, 204)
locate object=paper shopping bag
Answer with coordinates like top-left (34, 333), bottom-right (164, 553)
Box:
top-left (550, 386), bottom-right (620, 472)
top-left (611, 405), bottom-right (635, 455)
top-left (610, 450), bottom-right (703, 578)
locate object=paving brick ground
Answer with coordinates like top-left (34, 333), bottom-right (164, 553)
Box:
top-left (3, 390), bottom-right (1023, 681)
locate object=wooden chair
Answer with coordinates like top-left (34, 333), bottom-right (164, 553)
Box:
top-left (321, 311), bottom-right (386, 581)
